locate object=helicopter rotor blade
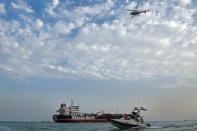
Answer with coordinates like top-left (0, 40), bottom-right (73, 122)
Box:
top-left (135, 0), bottom-right (140, 11)
top-left (125, 9), bottom-right (135, 11)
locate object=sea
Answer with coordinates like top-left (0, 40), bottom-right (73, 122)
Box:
top-left (0, 120), bottom-right (197, 131)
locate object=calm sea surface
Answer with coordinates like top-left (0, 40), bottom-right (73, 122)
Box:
top-left (0, 120), bottom-right (197, 131)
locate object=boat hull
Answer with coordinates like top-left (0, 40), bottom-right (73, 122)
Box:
top-left (108, 119), bottom-right (147, 129)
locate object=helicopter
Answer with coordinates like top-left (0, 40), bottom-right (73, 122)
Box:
top-left (126, 0), bottom-right (150, 19)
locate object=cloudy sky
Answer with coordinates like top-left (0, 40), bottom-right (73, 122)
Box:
top-left (0, 0), bottom-right (197, 121)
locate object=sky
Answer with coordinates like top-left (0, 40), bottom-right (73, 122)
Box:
top-left (0, 0), bottom-right (197, 121)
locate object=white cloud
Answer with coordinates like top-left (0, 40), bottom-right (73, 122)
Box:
top-left (11, 1), bottom-right (34, 13)
top-left (54, 21), bottom-right (75, 35)
top-left (179, 0), bottom-right (191, 6)
top-left (45, 0), bottom-right (59, 16)
top-left (52, 0), bottom-right (59, 8)
top-left (0, 3), bottom-right (6, 14)
top-left (46, 0), bottom-right (116, 27)
top-left (36, 19), bottom-right (44, 29)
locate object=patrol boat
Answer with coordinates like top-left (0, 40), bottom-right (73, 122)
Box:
top-left (108, 106), bottom-right (150, 129)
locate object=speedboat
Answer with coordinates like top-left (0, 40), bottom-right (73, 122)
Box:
top-left (108, 106), bottom-right (150, 129)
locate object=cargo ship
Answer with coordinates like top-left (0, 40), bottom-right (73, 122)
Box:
top-left (52, 101), bottom-right (124, 123)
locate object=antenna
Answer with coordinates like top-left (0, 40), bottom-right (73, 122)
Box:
top-left (71, 99), bottom-right (73, 106)
top-left (137, 98), bottom-right (140, 116)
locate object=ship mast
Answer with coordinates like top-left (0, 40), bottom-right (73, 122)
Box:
top-left (69, 99), bottom-right (79, 115)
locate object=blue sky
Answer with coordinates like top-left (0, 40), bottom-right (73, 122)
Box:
top-left (0, 0), bottom-right (197, 121)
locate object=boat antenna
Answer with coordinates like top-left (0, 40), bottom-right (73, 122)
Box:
top-left (71, 99), bottom-right (74, 106)
top-left (137, 98), bottom-right (140, 116)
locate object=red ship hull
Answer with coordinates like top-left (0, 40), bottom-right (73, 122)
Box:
top-left (54, 119), bottom-right (108, 123)
top-left (53, 114), bottom-right (123, 123)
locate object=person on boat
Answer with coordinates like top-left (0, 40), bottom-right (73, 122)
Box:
top-left (130, 107), bottom-right (141, 122)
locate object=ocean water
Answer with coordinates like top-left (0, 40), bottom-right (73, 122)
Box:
top-left (0, 120), bottom-right (197, 131)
